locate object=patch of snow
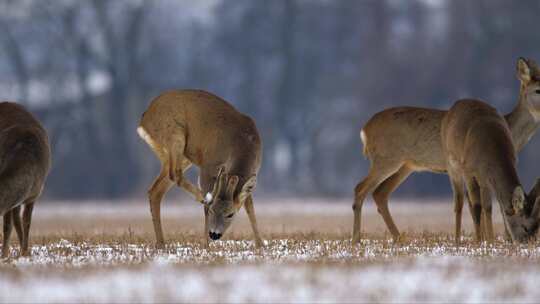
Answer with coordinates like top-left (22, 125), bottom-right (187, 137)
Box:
top-left (1, 258), bottom-right (540, 302)
top-left (5, 238), bottom-right (540, 268)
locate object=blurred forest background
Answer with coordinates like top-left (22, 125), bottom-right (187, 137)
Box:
top-left (1, 0), bottom-right (540, 200)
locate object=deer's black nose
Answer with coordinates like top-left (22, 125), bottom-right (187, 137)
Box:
top-left (209, 231), bottom-right (222, 240)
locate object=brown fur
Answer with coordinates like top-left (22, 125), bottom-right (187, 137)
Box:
top-left (442, 99), bottom-right (540, 243)
top-left (352, 58), bottom-right (540, 244)
top-left (0, 102), bottom-right (51, 257)
top-left (138, 90), bottom-right (263, 248)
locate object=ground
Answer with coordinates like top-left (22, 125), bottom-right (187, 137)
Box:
top-left (2, 198), bottom-right (540, 302)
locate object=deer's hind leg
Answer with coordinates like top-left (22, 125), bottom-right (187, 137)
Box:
top-left (2, 209), bottom-right (13, 258)
top-left (148, 161), bottom-right (174, 248)
top-left (11, 206), bottom-right (22, 247)
top-left (372, 165), bottom-right (413, 242)
top-left (11, 205), bottom-right (28, 256)
top-left (21, 200), bottom-right (36, 256)
top-left (465, 177), bottom-right (482, 242)
top-left (352, 159), bottom-right (402, 244)
top-left (448, 171), bottom-right (465, 244)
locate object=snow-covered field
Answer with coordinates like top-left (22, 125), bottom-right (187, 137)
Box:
top-left (4, 255), bottom-right (540, 303)
top-left (2, 199), bottom-right (539, 303)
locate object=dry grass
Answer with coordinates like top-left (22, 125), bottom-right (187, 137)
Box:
top-left (30, 197), bottom-right (507, 237)
top-left (5, 198), bottom-right (531, 264)
top-left (2, 198), bottom-right (537, 268)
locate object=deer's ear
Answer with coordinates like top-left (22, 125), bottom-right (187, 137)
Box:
top-left (517, 57), bottom-right (532, 83)
top-left (238, 175), bottom-right (257, 203)
top-left (528, 178), bottom-right (540, 199)
top-left (512, 186), bottom-right (526, 215)
top-left (242, 175), bottom-right (257, 193)
top-left (532, 196), bottom-right (540, 219)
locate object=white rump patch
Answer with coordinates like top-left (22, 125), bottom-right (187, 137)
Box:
top-left (137, 126), bottom-right (158, 150)
top-left (360, 129), bottom-right (369, 157)
top-left (360, 129), bottom-right (367, 146)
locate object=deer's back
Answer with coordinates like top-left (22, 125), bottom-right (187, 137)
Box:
top-left (361, 106), bottom-right (447, 172)
top-left (0, 102), bottom-right (51, 213)
top-left (140, 90), bottom-right (261, 170)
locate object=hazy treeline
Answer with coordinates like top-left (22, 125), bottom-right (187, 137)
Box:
top-left (1, 0), bottom-right (540, 199)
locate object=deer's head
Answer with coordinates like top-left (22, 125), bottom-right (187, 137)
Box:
top-left (203, 167), bottom-right (256, 240)
top-left (505, 179), bottom-right (540, 242)
top-left (517, 57), bottom-right (540, 120)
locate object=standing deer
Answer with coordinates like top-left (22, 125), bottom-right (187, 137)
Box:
top-left (0, 102), bottom-right (51, 258)
top-left (352, 58), bottom-right (540, 244)
top-left (138, 90), bottom-right (263, 248)
top-left (442, 99), bottom-right (540, 243)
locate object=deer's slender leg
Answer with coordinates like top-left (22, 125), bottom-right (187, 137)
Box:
top-left (480, 186), bottom-right (494, 242)
top-left (11, 206), bottom-right (22, 247)
top-left (169, 140), bottom-right (204, 202)
top-left (244, 195), bottom-right (263, 248)
top-left (503, 223), bottom-right (512, 242)
top-left (177, 159), bottom-right (204, 202)
top-left (465, 178), bottom-right (482, 242)
top-left (21, 201), bottom-right (35, 256)
top-left (372, 165), bottom-right (412, 241)
top-left (448, 171), bottom-right (464, 244)
top-left (352, 161), bottom-right (401, 244)
top-left (148, 165), bottom-right (174, 248)
top-left (177, 177), bottom-right (204, 202)
top-left (2, 210), bottom-right (13, 258)
top-left (203, 205), bottom-right (210, 247)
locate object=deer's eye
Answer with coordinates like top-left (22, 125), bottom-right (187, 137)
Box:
top-left (535, 89), bottom-right (540, 94)
top-left (226, 213), bottom-right (235, 219)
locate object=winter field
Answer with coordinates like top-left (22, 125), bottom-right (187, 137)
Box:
top-left (3, 198), bottom-right (540, 303)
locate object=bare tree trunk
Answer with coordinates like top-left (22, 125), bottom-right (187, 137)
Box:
top-left (91, 0), bottom-right (149, 196)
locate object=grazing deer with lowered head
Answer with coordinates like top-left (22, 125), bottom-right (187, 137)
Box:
top-left (138, 90), bottom-right (263, 248)
top-left (442, 99), bottom-right (540, 243)
top-left (0, 102), bottom-right (51, 258)
top-left (352, 57), bottom-right (540, 244)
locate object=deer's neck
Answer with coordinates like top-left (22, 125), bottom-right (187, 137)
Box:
top-left (504, 96), bottom-right (540, 152)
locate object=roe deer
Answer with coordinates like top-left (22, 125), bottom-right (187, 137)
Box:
top-left (0, 102), bottom-right (51, 258)
top-left (352, 58), bottom-right (540, 244)
top-left (442, 99), bottom-right (540, 243)
top-left (138, 90), bottom-right (263, 248)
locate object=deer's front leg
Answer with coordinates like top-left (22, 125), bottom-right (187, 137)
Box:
top-left (168, 139), bottom-right (205, 203)
top-left (244, 195), bottom-right (264, 248)
top-left (171, 160), bottom-right (205, 204)
top-left (203, 205), bottom-right (210, 248)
